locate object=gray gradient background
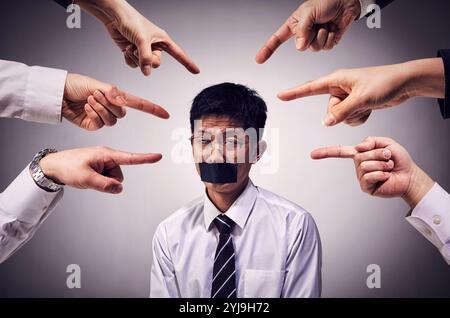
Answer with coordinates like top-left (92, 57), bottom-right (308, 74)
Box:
top-left (1, 0), bottom-right (450, 297)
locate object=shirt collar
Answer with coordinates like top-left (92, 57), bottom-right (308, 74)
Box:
top-left (203, 179), bottom-right (258, 231)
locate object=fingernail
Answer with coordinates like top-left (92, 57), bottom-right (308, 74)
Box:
top-left (143, 65), bottom-right (151, 76)
top-left (383, 149), bottom-right (391, 159)
top-left (296, 37), bottom-right (305, 50)
top-left (322, 113), bottom-right (336, 126)
top-left (116, 96), bottom-right (126, 106)
top-left (109, 184), bottom-right (123, 194)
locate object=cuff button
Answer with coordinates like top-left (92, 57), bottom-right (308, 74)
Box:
top-left (433, 215), bottom-right (442, 225)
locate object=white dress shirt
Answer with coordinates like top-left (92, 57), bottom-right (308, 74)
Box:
top-left (0, 59), bottom-right (67, 124)
top-left (0, 167), bottom-right (63, 263)
top-left (406, 183), bottom-right (450, 265)
top-left (150, 180), bottom-right (322, 298)
top-left (0, 59), bottom-right (67, 263)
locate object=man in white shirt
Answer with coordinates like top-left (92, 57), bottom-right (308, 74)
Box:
top-left (311, 136), bottom-right (450, 265)
top-left (150, 83), bottom-right (322, 298)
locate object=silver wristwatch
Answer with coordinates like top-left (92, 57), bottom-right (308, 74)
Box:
top-left (29, 148), bottom-right (64, 192)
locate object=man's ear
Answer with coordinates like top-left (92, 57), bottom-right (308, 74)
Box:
top-left (254, 140), bottom-right (267, 163)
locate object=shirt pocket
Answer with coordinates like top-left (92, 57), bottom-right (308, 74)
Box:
top-left (243, 269), bottom-right (285, 298)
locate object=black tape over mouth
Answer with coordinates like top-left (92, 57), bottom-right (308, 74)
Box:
top-left (199, 163), bottom-right (238, 184)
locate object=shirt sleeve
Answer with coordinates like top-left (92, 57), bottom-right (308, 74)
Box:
top-left (0, 59), bottom-right (67, 124)
top-left (281, 212), bottom-right (322, 298)
top-left (437, 49), bottom-right (450, 119)
top-left (150, 223), bottom-right (181, 297)
top-left (406, 183), bottom-right (450, 265)
top-left (0, 165), bottom-right (64, 264)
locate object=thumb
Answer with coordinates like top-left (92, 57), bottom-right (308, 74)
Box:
top-left (323, 94), bottom-right (360, 127)
top-left (136, 37), bottom-right (153, 76)
top-left (84, 171), bottom-right (123, 194)
top-left (83, 76), bottom-right (128, 107)
top-left (66, 73), bottom-right (109, 100)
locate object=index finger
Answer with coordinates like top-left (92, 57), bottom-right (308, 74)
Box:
top-left (278, 76), bottom-right (332, 101)
top-left (122, 92), bottom-right (170, 119)
top-left (311, 146), bottom-right (357, 160)
top-left (164, 38), bottom-right (200, 74)
top-left (256, 20), bottom-right (293, 64)
top-left (111, 151), bottom-right (163, 165)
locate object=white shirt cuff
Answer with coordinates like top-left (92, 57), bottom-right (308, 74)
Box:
top-left (406, 183), bottom-right (450, 265)
top-left (358, 0), bottom-right (377, 19)
top-left (22, 66), bottom-right (67, 125)
top-left (0, 165), bottom-right (63, 224)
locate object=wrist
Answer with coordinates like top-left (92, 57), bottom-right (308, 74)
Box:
top-left (403, 58), bottom-right (445, 99)
top-left (39, 153), bottom-right (64, 185)
top-left (402, 164), bottom-right (434, 209)
top-left (29, 149), bottom-right (64, 193)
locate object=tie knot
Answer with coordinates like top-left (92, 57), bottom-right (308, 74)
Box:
top-left (213, 214), bottom-right (234, 234)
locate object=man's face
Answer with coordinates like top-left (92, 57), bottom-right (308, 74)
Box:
top-left (192, 115), bottom-right (259, 195)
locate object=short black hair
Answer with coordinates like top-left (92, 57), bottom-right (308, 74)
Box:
top-left (190, 83), bottom-right (267, 138)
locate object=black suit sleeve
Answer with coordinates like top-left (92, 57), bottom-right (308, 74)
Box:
top-left (53, 0), bottom-right (72, 8)
top-left (376, 0), bottom-right (396, 10)
top-left (438, 50), bottom-right (450, 119)
top-left (364, 0), bottom-right (395, 17)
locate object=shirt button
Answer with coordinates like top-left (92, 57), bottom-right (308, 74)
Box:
top-left (424, 228), bottom-right (432, 236)
top-left (433, 215), bottom-right (441, 225)
top-left (42, 206), bottom-right (48, 212)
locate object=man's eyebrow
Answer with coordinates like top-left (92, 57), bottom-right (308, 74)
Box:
top-left (196, 127), bottom-right (223, 134)
top-left (195, 127), bottom-right (246, 136)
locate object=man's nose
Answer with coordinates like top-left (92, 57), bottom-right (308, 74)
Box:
top-left (206, 143), bottom-right (226, 163)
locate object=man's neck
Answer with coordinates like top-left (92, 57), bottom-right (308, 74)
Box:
top-left (207, 178), bottom-right (249, 213)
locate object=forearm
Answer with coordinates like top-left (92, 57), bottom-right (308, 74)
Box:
top-left (75, 0), bottom-right (137, 24)
top-left (403, 58), bottom-right (445, 99)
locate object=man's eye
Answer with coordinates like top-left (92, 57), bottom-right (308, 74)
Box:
top-left (201, 139), bottom-right (211, 144)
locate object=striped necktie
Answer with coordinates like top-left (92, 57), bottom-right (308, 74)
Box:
top-left (211, 214), bottom-right (237, 298)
